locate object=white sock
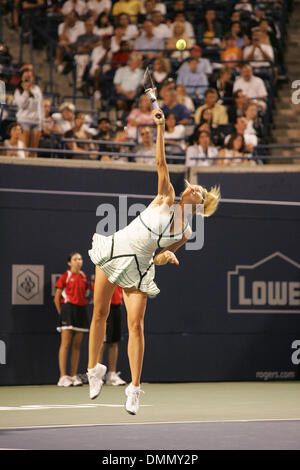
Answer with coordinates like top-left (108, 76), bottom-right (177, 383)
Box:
top-left (130, 383), bottom-right (140, 390)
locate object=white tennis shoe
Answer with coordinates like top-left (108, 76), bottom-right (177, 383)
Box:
top-left (87, 363), bottom-right (107, 400)
top-left (71, 375), bottom-right (83, 386)
top-left (57, 375), bottom-right (73, 387)
top-left (106, 371), bottom-right (126, 386)
top-left (125, 383), bottom-right (144, 415)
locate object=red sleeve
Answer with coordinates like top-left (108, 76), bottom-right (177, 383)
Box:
top-left (55, 272), bottom-right (68, 289)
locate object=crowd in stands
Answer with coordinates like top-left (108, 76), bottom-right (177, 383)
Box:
top-left (0, 0), bottom-right (292, 165)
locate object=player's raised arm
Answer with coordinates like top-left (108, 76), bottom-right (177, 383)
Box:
top-left (152, 109), bottom-right (175, 204)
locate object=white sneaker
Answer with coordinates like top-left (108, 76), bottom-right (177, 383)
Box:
top-left (106, 371), bottom-right (126, 386)
top-left (87, 363), bottom-right (107, 400)
top-left (94, 90), bottom-right (101, 101)
top-left (57, 375), bottom-right (73, 387)
top-left (125, 383), bottom-right (144, 415)
top-left (71, 375), bottom-right (83, 386)
top-left (57, 64), bottom-right (65, 74)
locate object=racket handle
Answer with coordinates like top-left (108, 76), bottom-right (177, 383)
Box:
top-left (151, 99), bottom-right (162, 119)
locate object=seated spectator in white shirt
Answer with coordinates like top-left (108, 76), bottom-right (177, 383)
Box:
top-left (218, 133), bottom-right (247, 166)
top-left (134, 126), bottom-right (155, 164)
top-left (175, 85), bottom-right (195, 113)
top-left (164, 112), bottom-right (186, 151)
top-left (140, 0), bottom-right (166, 18)
top-left (176, 45), bottom-right (212, 79)
top-left (134, 20), bottom-right (164, 61)
top-left (116, 12), bottom-right (139, 41)
top-left (224, 116), bottom-right (258, 153)
top-left (61, 0), bottom-right (88, 17)
top-left (152, 57), bottom-right (170, 87)
top-left (113, 51), bottom-right (144, 110)
top-left (2, 122), bottom-right (26, 159)
top-left (95, 12), bottom-right (114, 37)
top-left (186, 131), bottom-right (218, 167)
top-left (166, 21), bottom-right (193, 61)
top-left (243, 29), bottom-right (274, 68)
top-left (90, 34), bottom-right (113, 100)
top-left (87, 0), bottom-right (112, 21)
top-left (56, 11), bottom-right (85, 74)
top-left (52, 102), bottom-right (75, 133)
top-left (151, 10), bottom-right (171, 39)
top-left (233, 64), bottom-right (267, 111)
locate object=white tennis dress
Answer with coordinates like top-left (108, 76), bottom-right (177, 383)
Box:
top-left (88, 203), bottom-right (192, 296)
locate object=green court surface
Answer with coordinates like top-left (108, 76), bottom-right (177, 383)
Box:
top-left (1, 381), bottom-right (300, 429)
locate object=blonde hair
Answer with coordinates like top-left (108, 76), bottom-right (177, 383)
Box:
top-left (184, 180), bottom-right (221, 217)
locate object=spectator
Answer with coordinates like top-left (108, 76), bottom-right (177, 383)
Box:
top-left (93, 117), bottom-right (114, 141)
top-left (13, 69), bottom-right (43, 158)
top-left (158, 77), bottom-right (176, 106)
top-left (218, 133), bottom-right (246, 166)
top-left (138, 0), bottom-right (156, 22)
top-left (186, 130), bottom-right (218, 167)
top-left (54, 252), bottom-right (90, 388)
top-left (233, 64), bottom-right (267, 109)
top-left (41, 98), bottom-right (62, 138)
top-left (151, 9), bottom-right (171, 39)
top-left (228, 89), bottom-right (248, 123)
top-left (20, 0), bottom-right (45, 43)
top-left (161, 89), bottom-right (191, 125)
top-left (175, 85), bottom-right (195, 113)
top-left (194, 88), bottom-right (228, 126)
top-left (111, 40), bottom-right (132, 69)
top-left (224, 116), bottom-right (258, 153)
top-left (169, 12), bottom-right (195, 40)
top-left (113, 51), bottom-right (144, 110)
top-left (64, 112), bottom-right (97, 160)
top-left (90, 34), bottom-right (113, 100)
top-left (152, 57), bottom-right (170, 87)
top-left (112, 0), bottom-right (142, 23)
top-left (197, 9), bottom-right (223, 46)
top-left (56, 11), bottom-right (85, 74)
top-left (61, 0), bottom-right (88, 17)
top-left (229, 21), bottom-right (249, 49)
top-left (176, 57), bottom-right (208, 98)
top-left (134, 126), bottom-right (155, 164)
top-left (176, 45), bottom-right (212, 79)
top-left (126, 95), bottom-right (153, 140)
top-left (249, 3), bottom-right (268, 32)
top-left (244, 101), bottom-right (263, 138)
top-left (52, 102), bottom-right (75, 133)
top-left (211, 67), bottom-right (234, 104)
top-left (95, 11), bottom-right (114, 36)
top-left (116, 12), bottom-right (139, 41)
top-left (73, 17), bottom-right (102, 90)
top-left (97, 285), bottom-right (126, 386)
top-left (234, 0), bottom-right (252, 14)
top-left (87, 0), bottom-right (112, 21)
top-left (243, 29), bottom-right (274, 69)
top-left (166, 21), bottom-right (192, 61)
top-left (111, 26), bottom-right (126, 53)
top-left (221, 32), bottom-right (243, 69)
top-left (134, 20), bottom-right (164, 61)
top-left (164, 112), bottom-right (186, 150)
top-left (2, 122), bottom-right (26, 158)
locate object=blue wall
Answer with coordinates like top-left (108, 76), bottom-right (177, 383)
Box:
top-left (1, 164), bottom-right (300, 384)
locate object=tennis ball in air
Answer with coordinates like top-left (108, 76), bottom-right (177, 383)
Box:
top-left (176, 39), bottom-right (186, 51)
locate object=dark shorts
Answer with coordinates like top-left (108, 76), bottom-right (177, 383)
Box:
top-left (105, 304), bottom-right (122, 343)
top-left (57, 303), bottom-right (89, 333)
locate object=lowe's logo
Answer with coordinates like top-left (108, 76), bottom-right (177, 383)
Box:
top-left (227, 252), bottom-right (300, 313)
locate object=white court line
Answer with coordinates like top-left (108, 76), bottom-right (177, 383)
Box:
top-left (0, 187), bottom-right (300, 206)
top-left (1, 417), bottom-right (300, 431)
top-left (0, 403), bottom-right (152, 411)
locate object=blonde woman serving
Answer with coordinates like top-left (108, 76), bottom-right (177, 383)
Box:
top-left (87, 107), bottom-right (220, 415)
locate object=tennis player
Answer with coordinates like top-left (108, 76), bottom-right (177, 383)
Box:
top-left (87, 108), bottom-right (220, 414)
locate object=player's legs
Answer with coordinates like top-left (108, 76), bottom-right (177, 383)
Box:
top-left (58, 329), bottom-right (72, 377)
top-left (88, 266), bottom-right (116, 369)
top-left (122, 288), bottom-right (147, 387)
top-left (70, 331), bottom-right (83, 377)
